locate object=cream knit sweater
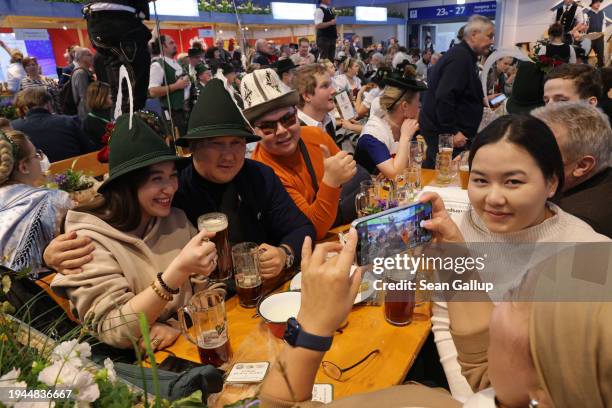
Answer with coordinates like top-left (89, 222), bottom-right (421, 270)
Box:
top-left (433, 203), bottom-right (611, 401)
top-left (51, 208), bottom-right (199, 348)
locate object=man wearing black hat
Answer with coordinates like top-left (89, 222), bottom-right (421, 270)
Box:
top-left (83, 0), bottom-right (153, 112)
top-left (273, 59), bottom-right (297, 90)
top-left (148, 35), bottom-right (191, 137)
top-left (44, 79), bottom-right (315, 285)
top-left (314, 0), bottom-right (337, 61)
top-left (419, 15), bottom-right (495, 169)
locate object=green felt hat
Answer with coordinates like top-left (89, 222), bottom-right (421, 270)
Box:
top-left (506, 61), bottom-right (545, 115)
top-left (177, 78), bottom-right (259, 146)
top-left (195, 63), bottom-right (211, 76)
top-left (98, 114), bottom-right (181, 193)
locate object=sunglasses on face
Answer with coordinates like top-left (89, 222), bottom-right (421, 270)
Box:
top-left (255, 110), bottom-right (298, 136)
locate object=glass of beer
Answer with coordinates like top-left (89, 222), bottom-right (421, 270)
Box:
top-left (383, 268), bottom-right (415, 326)
top-left (459, 165), bottom-right (470, 189)
top-left (355, 180), bottom-right (378, 217)
top-left (198, 212), bottom-right (232, 281)
top-left (231, 242), bottom-right (263, 308)
top-left (178, 290), bottom-right (232, 367)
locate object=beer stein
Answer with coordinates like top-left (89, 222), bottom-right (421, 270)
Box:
top-left (198, 212), bottom-right (232, 281)
top-left (178, 290), bottom-right (232, 367)
top-left (355, 180), bottom-right (378, 217)
top-left (231, 242), bottom-right (262, 308)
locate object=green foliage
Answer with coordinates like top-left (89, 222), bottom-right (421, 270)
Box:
top-left (49, 164), bottom-right (94, 193)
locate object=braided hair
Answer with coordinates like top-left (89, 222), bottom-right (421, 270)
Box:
top-left (0, 130), bottom-right (15, 185)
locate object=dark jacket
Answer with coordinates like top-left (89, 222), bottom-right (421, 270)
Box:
top-left (174, 159), bottom-right (316, 263)
top-left (11, 108), bottom-right (97, 162)
top-left (557, 167), bottom-right (612, 238)
top-left (419, 41), bottom-right (484, 139)
top-left (82, 108), bottom-right (111, 149)
top-left (253, 52), bottom-right (272, 66)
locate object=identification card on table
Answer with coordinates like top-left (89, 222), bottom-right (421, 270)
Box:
top-left (312, 384), bottom-right (333, 403)
top-left (225, 362), bottom-right (270, 383)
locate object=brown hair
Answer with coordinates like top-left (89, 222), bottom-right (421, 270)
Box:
top-left (21, 56), bottom-right (38, 69)
top-left (342, 57), bottom-right (358, 73)
top-left (21, 86), bottom-right (52, 109)
top-left (0, 130), bottom-right (30, 185)
top-left (76, 167), bottom-right (152, 232)
top-left (12, 91), bottom-right (29, 118)
top-left (298, 37), bottom-right (309, 45)
top-left (10, 50), bottom-right (23, 64)
top-left (548, 22), bottom-right (564, 39)
top-left (86, 81), bottom-right (111, 111)
top-left (294, 64), bottom-right (329, 108)
top-left (0, 118), bottom-right (11, 131)
top-left (545, 64), bottom-right (603, 100)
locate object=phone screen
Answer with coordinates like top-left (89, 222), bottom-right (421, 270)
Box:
top-left (353, 202), bottom-right (433, 266)
top-left (158, 356), bottom-right (202, 373)
top-left (490, 94), bottom-right (507, 106)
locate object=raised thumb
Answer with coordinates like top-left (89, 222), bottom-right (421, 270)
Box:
top-left (320, 144), bottom-right (331, 159)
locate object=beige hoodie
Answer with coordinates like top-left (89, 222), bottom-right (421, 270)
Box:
top-left (51, 208), bottom-right (199, 348)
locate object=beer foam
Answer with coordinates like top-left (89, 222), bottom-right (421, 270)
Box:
top-left (198, 216), bottom-right (228, 232)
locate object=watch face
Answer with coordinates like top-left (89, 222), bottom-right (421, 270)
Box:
top-left (283, 317), bottom-right (299, 345)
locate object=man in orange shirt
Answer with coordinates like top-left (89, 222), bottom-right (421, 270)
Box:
top-left (241, 69), bottom-right (357, 239)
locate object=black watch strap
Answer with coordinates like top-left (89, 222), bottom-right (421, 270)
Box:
top-left (284, 317), bottom-right (332, 352)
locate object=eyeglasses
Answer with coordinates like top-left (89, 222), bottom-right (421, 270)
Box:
top-left (255, 110), bottom-right (298, 136)
top-left (321, 349), bottom-right (380, 381)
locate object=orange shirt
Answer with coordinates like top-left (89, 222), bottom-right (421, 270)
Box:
top-left (252, 126), bottom-right (341, 240)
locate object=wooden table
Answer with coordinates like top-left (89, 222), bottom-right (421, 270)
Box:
top-left (155, 168), bottom-right (439, 407)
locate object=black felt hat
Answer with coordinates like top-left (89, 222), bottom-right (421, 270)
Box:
top-left (188, 48), bottom-right (203, 58)
top-left (273, 58), bottom-right (297, 75)
top-left (382, 70), bottom-right (428, 92)
top-left (506, 61), bottom-right (545, 114)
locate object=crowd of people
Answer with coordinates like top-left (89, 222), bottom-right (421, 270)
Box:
top-left (0, 0), bottom-right (611, 406)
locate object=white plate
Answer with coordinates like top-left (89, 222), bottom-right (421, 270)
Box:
top-left (289, 267), bottom-right (375, 305)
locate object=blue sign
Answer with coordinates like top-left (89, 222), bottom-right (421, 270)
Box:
top-left (408, 1), bottom-right (497, 21)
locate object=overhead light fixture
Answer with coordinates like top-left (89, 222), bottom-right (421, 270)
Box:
top-left (219, 30), bottom-right (223, 34)
top-left (457, 0), bottom-right (466, 4)
top-left (264, 28), bottom-right (268, 32)
top-left (62, 25), bottom-right (67, 30)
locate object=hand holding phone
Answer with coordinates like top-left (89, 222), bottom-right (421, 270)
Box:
top-left (352, 202), bottom-right (433, 266)
top-left (489, 94), bottom-right (507, 107)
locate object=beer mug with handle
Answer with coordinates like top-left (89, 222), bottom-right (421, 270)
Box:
top-left (178, 289), bottom-right (232, 368)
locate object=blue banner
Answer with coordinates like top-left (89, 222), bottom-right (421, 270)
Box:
top-left (408, 1), bottom-right (497, 21)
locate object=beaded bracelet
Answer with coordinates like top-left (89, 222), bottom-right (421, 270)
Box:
top-left (150, 281), bottom-right (173, 302)
top-left (157, 272), bottom-right (180, 295)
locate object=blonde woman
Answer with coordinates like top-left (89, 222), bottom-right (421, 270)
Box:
top-left (334, 57), bottom-right (361, 99)
top-left (0, 130), bottom-right (71, 277)
top-left (354, 67), bottom-right (426, 178)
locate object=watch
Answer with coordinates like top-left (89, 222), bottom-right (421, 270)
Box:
top-left (279, 244), bottom-right (294, 269)
top-left (283, 317), bottom-right (333, 352)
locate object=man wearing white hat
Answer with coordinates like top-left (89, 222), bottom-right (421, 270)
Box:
top-left (242, 68), bottom-right (360, 240)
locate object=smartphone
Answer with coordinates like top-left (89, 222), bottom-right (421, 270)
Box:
top-left (352, 202), bottom-right (433, 266)
top-left (158, 355), bottom-right (202, 373)
top-left (490, 94), bottom-right (507, 107)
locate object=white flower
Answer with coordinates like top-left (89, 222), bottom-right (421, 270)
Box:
top-left (50, 340), bottom-right (91, 367)
top-left (38, 362), bottom-right (99, 404)
top-left (1, 368), bottom-right (55, 408)
top-left (103, 358), bottom-right (117, 383)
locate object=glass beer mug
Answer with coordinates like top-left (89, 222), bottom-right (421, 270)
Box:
top-left (198, 212), bottom-right (232, 281)
top-left (178, 290), bottom-right (232, 367)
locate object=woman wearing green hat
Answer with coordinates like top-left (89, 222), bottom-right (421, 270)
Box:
top-left (52, 114), bottom-right (218, 350)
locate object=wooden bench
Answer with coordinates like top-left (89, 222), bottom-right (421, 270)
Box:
top-left (49, 151), bottom-right (108, 178)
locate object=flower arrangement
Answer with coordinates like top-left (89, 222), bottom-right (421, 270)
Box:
top-left (48, 163), bottom-right (96, 204)
top-left (0, 271), bottom-right (211, 408)
top-left (531, 40), bottom-right (565, 74)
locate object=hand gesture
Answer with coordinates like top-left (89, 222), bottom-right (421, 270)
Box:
top-left (166, 229), bottom-right (217, 279)
top-left (258, 244), bottom-right (286, 279)
top-left (321, 145), bottom-right (357, 188)
top-left (400, 118), bottom-right (419, 140)
top-left (297, 229), bottom-right (363, 337)
top-left (418, 193), bottom-right (465, 244)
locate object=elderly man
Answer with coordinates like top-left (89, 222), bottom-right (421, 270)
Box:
top-left (215, 38), bottom-right (231, 63)
top-left (253, 39), bottom-right (274, 66)
top-left (44, 79), bottom-right (314, 282)
top-left (290, 37), bottom-right (316, 66)
top-left (532, 102), bottom-right (612, 237)
top-left (419, 15), bottom-right (495, 168)
top-left (242, 69), bottom-right (359, 239)
top-left (71, 47), bottom-right (94, 121)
